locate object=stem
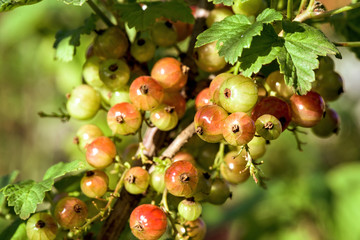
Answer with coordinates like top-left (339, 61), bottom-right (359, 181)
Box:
top-left (233, 62), bottom-right (241, 75)
top-left (211, 142), bottom-right (225, 170)
top-left (160, 189), bottom-right (178, 237)
top-left (306, 0), bottom-right (315, 11)
top-left (270, 0), bottom-right (278, 9)
top-left (309, 2), bottom-right (360, 20)
top-left (288, 127), bottom-right (307, 151)
top-left (287, 0), bottom-right (293, 20)
top-left (87, 0), bottom-right (114, 27)
top-left (334, 41), bottom-right (360, 47)
top-left (298, 0), bottom-right (307, 13)
top-left (161, 122), bottom-right (196, 158)
top-left (38, 108), bottom-right (70, 122)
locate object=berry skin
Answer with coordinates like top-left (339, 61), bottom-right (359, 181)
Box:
top-left (194, 105), bottom-right (228, 143)
top-left (194, 41), bottom-right (226, 73)
top-left (241, 136), bottom-right (266, 159)
top-left (26, 213), bottom-right (58, 240)
top-left (220, 151), bottom-right (250, 184)
top-left (130, 204), bottom-right (167, 240)
top-left (80, 170), bottom-right (109, 198)
top-left (206, 7), bottom-right (233, 27)
top-left (251, 96), bottom-right (292, 130)
top-left (311, 107), bottom-right (340, 138)
top-left (290, 91), bottom-right (325, 128)
top-left (130, 38), bottom-right (156, 63)
top-left (109, 87), bottom-right (131, 106)
top-left (93, 27), bottom-right (129, 59)
top-left (165, 160), bottom-right (199, 198)
top-left (151, 21), bottom-right (177, 47)
top-left (173, 151), bottom-right (196, 166)
top-left (313, 71), bottom-right (344, 102)
top-left (255, 114), bottom-right (282, 140)
top-left (162, 91), bottom-right (186, 119)
top-left (107, 102), bottom-right (142, 136)
top-left (124, 167), bottom-right (150, 195)
top-left (172, 20), bottom-right (193, 41)
top-left (74, 124), bottom-right (103, 152)
top-left (150, 168), bottom-right (166, 193)
top-left (209, 72), bottom-right (234, 105)
top-left (66, 84), bottom-right (101, 120)
top-left (208, 178), bottom-right (231, 205)
top-left (151, 57), bottom-right (188, 91)
top-left (54, 197), bottom-right (88, 229)
top-left (178, 199), bottom-right (202, 221)
top-left (219, 75), bottom-right (258, 113)
top-left (129, 76), bottom-right (164, 111)
top-left (175, 218), bottom-right (207, 240)
top-left (99, 58), bottom-right (130, 90)
top-left (222, 112), bottom-right (256, 146)
top-left (86, 136), bottom-right (116, 169)
top-left (232, 0), bottom-right (265, 16)
top-left (195, 88), bottom-right (212, 110)
top-left (266, 71), bottom-right (294, 99)
top-left (150, 105), bottom-right (179, 131)
top-left (82, 56), bottom-right (104, 88)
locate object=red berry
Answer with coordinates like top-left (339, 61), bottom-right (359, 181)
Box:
top-left (165, 160), bottom-right (199, 198)
top-left (251, 96), bottom-right (292, 130)
top-left (162, 91), bottom-right (186, 119)
top-left (194, 105), bottom-right (228, 143)
top-left (86, 136), bottom-right (116, 169)
top-left (151, 57), bottom-right (188, 91)
top-left (209, 72), bottom-right (234, 105)
top-left (107, 102), bottom-right (142, 135)
top-left (80, 170), bottom-right (109, 198)
top-left (54, 197), bottom-right (88, 229)
top-left (290, 91), bottom-right (325, 127)
top-left (195, 88), bottom-right (212, 110)
top-left (129, 76), bottom-right (164, 111)
top-left (130, 204), bottom-right (167, 240)
top-left (222, 112), bottom-right (256, 146)
top-left (173, 151), bottom-right (196, 166)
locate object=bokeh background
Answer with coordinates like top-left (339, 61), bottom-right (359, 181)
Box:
top-left (1, 0), bottom-right (360, 239)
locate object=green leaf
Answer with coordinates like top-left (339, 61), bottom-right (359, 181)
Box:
top-left (0, 219), bottom-right (24, 240)
top-left (195, 8), bottom-right (283, 64)
top-left (238, 24), bottom-right (283, 76)
top-left (61, 0), bottom-right (86, 6)
top-left (53, 14), bottom-right (97, 62)
top-left (208, 0), bottom-right (234, 6)
top-left (0, 0), bottom-right (41, 12)
top-left (10, 223), bottom-right (26, 240)
top-left (116, 1), bottom-right (194, 31)
top-left (0, 160), bottom-right (85, 219)
top-left (279, 20), bottom-right (340, 94)
top-left (0, 171), bottom-right (19, 213)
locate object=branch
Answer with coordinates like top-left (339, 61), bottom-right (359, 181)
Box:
top-left (87, 0), bottom-right (114, 27)
top-left (334, 41), bottom-right (360, 47)
top-left (161, 122), bottom-right (196, 158)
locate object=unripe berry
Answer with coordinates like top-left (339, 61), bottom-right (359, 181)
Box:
top-left (26, 213), bottom-right (58, 240)
top-left (151, 21), bottom-right (177, 47)
top-left (93, 27), bottom-right (129, 59)
top-left (124, 167), bottom-right (150, 195)
top-left (131, 38), bottom-right (156, 63)
top-left (74, 124), bottom-right (103, 152)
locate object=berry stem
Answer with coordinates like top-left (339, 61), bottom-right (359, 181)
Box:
top-left (160, 189), bottom-right (179, 237)
top-left (87, 0), bottom-right (114, 27)
top-left (242, 145), bottom-right (267, 189)
top-left (287, 0), bottom-right (294, 20)
top-left (38, 108), bottom-right (70, 122)
top-left (211, 142), bottom-right (225, 171)
top-left (298, 0), bottom-right (308, 13)
top-left (334, 41), bottom-right (360, 48)
top-left (233, 62), bottom-right (241, 75)
top-left (288, 126), bottom-right (307, 151)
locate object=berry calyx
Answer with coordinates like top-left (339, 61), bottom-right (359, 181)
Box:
top-left (255, 114), bottom-right (282, 140)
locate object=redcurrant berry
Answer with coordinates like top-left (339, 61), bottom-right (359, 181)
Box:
top-left (222, 112), bottom-right (256, 146)
top-left (107, 102), bottom-right (142, 135)
top-left (86, 136), bottom-right (116, 169)
top-left (54, 197), bottom-right (88, 229)
top-left (124, 167), bottom-right (150, 195)
top-left (80, 170), bottom-right (109, 198)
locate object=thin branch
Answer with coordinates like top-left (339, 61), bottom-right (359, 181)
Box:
top-left (87, 0), bottom-right (114, 27)
top-left (334, 41), bottom-right (360, 47)
top-left (298, 0), bottom-right (308, 13)
top-left (161, 122), bottom-right (196, 158)
top-left (309, 2), bottom-right (360, 20)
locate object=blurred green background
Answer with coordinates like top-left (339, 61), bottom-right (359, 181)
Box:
top-left (1, 0), bottom-right (360, 239)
